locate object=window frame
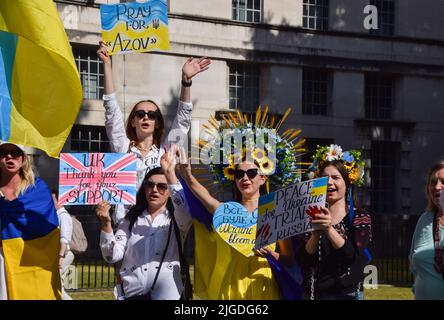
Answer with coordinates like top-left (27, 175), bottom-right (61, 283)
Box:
top-left (72, 44), bottom-right (105, 100)
top-left (70, 125), bottom-right (110, 153)
top-left (365, 73), bottom-right (395, 120)
top-left (302, 67), bottom-right (331, 116)
top-left (228, 62), bottom-right (260, 112)
top-left (302, 0), bottom-right (329, 31)
top-left (232, 0), bottom-right (263, 23)
top-left (369, 0), bottom-right (395, 36)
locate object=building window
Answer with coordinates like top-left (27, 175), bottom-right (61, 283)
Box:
top-left (369, 0), bottom-right (395, 36)
top-left (232, 0), bottom-right (262, 23)
top-left (72, 45), bottom-right (104, 100)
top-left (229, 63), bottom-right (260, 111)
top-left (303, 0), bottom-right (329, 31)
top-left (302, 68), bottom-right (330, 116)
top-left (365, 74), bottom-right (394, 120)
top-left (301, 137), bottom-right (334, 165)
top-left (370, 141), bottom-right (399, 215)
top-left (70, 125), bottom-right (110, 152)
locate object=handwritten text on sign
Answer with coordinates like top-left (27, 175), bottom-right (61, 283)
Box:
top-left (254, 177), bottom-right (328, 249)
top-left (100, 0), bottom-right (170, 55)
top-left (58, 153), bottom-right (137, 205)
top-left (213, 202), bottom-right (258, 257)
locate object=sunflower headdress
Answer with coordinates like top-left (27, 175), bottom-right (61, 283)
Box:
top-left (307, 144), bottom-right (365, 187)
top-left (193, 107), bottom-right (306, 194)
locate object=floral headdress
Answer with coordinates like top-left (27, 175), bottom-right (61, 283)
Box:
top-left (307, 144), bottom-right (365, 187)
top-left (194, 107), bottom-right (306, 193)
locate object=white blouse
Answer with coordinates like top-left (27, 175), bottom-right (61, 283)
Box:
top-left (99, 183), bottom-right (192, 300)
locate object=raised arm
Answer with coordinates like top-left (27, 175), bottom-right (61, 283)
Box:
top-left (164, 57), bottom-right (211, 148)
top-left (177, 147), bottom-right (220, 214)
top-left (97, 41), bottom-right (115, 95)
top-left (97, 41), bottom-right (129, 153)
top-left (179, 56), bottom-right (211, 103)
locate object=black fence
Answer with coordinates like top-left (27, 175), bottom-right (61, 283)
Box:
top-left (68, 207), bottom-right (419, 290)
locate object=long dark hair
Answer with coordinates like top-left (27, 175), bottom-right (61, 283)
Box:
top-left (425, 160), bottom-right (444, 213)
top-left (125, 100), bottom-right (165, 148)
top-left (319, 160), bottom-right (360, 211)
top-left (125, 167), bottom-right (173, 231)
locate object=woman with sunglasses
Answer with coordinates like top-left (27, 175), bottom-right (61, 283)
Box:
top-left (97, 41), bottom-right (211, 225)
top-left (96, 148), bottom-right (192, 300)
top-left (409, 161), bottom-right (444, 299)
top-left (0, 142), bottom-right (61, 299)
top-left (178, 149), bottom-right (295, 299)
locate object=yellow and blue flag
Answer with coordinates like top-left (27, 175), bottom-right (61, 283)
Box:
top-left (0, 0), bottom-right (82, 158)
top-left (0, 178), bottom-right (61, 300)
top-left (309, 176), bottom-right (328, 196)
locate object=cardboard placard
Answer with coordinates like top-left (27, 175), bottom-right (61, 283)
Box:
top-left (255, 177), bottom-right (328, 248)
top-left (59, 153), bottom-right (137, 205)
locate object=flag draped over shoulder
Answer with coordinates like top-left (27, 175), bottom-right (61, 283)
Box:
top-left (0, 178), bottom-right (61, 300)
top-left (0, 0), bottom-right (82, 158)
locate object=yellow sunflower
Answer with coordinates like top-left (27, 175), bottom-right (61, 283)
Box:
top-left (349, 168), bottom-right (359, 183)
top-left (259, 157), bottom-right (276, 176)
top-left (343, 162), bottom-right (354, 171)
top-left (223, 165), bottom-right (235, 181)
top-left (252, 148), bottom-right (267, 164)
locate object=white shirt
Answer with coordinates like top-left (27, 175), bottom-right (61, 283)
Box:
top-left (99, 183), bottom-right (192, 300)
top-left (57, 207), bottom-right (73, 246)
top-left (103, 93), bottom-right (193, 225)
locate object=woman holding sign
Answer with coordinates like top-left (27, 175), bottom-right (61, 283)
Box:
top-left (176, 107), bottom-right (305, 300)
top-left (97, 41), bottom-right (211, 225)
top-left (296, 144), bottom-right (372, 300)
top-left (96, 147), bottom-right (192, 300)
top-left (179, 155), bottom-right (296, 299)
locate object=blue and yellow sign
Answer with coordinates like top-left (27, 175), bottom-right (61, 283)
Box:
top-left (100, 0), bottom-right (170, 55)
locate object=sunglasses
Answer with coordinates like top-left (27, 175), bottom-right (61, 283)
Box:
top-left (0, 149), bottom-right (23, 158)
top-left (134, 110), bottom-right (159, 120)
top-left (145, 181), bottom-right (168, 193)
top-left (234, 168), bottom-right (259, 180)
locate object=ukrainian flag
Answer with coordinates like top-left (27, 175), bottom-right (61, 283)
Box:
top-left (0, 178), bottom-right (61, 300)
top-left (309, 176), bottom-right (328, 196)
top-left (0, 0), bottom-right (82, 158)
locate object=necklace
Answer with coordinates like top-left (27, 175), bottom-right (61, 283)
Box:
top-left (433, 212), bottom-right (444, 279)
top-left (134, 143), bottom-right (151, 152)
top-left (241, 197), bottom-right (259, 202)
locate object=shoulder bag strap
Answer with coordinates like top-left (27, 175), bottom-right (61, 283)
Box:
top-left (149, 219), bottom-right (173, 294)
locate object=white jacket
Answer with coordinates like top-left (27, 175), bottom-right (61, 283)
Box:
top-left (103, 93), bottom-right (193, 224)
top-left (57, 207), bottom-right (73, 246)
top-left (99, 183), bottom-right (192, 300)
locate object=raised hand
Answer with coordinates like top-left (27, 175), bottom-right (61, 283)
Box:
top-left (97, 41), bottom-right (111, 64)
top-left (160, 145), bottom-right (178, 174)
top-left (177, 146), bottom-right (192, 178)
top-left (96, 200), bottom-right (112, 225)
top-left (311, 206), bottom-right (333, 232)
top-left (182, 56), bottom-right (211, 81)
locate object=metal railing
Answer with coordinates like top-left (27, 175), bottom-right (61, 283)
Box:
top-left (66, 208), bottom-right (418, 290)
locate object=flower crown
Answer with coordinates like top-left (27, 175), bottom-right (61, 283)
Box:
top-left (307, 144), bottom-right (365, 187)
top-left (196, 107), bottom-right (305, 191)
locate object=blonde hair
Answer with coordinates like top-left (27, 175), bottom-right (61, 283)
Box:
top-left (425, 160), bottom-right (444, 213)
top-left (0, 152), bottom-right (36, 196)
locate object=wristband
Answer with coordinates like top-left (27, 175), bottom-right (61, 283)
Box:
top-left (181, 79), bottom-right (192, 87)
